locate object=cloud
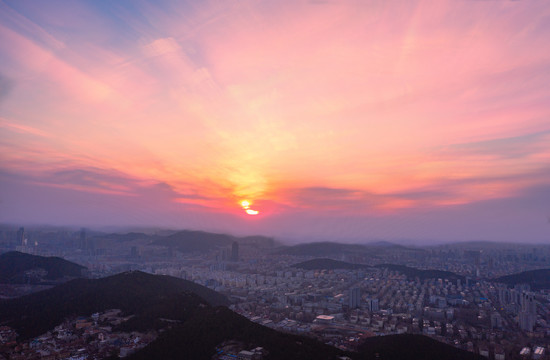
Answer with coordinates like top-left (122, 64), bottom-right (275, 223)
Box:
top-left (44, 167), bottom-right (137, 195)
top-left (279, 164), bottom-right (550, 215)
top-left (0, 74), bottom-right (14, 103)
top-left (0, 117), bottom-right (50, 137)
top-left (442, 130), bottom-right (550, 160)
top-left (279, 186), bottom-right (405, 213)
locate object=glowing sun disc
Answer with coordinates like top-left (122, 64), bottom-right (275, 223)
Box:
top-left (246, 209), bottom-right (259, 215)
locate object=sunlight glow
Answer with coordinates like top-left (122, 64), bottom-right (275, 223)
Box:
top-left (241, 200), bottom-right (259, 215)
top-left (241, 200), bottom-right (250, 209)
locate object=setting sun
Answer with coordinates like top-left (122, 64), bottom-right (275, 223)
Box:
top-left (241, 200), bottom-right (250, 209)
top-left (241, 200), bottom-right (259, 215)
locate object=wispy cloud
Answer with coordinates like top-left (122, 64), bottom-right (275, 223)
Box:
top-left (0, 117), bottom-right (50, 137)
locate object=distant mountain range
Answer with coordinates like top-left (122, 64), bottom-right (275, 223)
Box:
top-left (93, 231), bottom-right (152, 242)
top-left (276, 241), bottom-right (422, 257)
top-left (292, 258), bottom-right (372, 270)
top-left (291, 258), bottom-right (465, 282)
top-left (153, 230), bottom-right (239, 252)
top-left (375, 264), bottom-right (465, 282)
top-left (0, 251), bottom-right (86, 284)
top-left (276, 242), bottom-right (371, 256)
top-left (493, 268), bottom-right (550, 290)
top-left (91, 230), bottom-right (274, 252)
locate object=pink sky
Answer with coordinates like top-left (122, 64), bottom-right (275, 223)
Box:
top-left (1, 0), bottom-right (549, 242)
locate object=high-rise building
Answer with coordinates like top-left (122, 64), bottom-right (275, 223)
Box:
top-left (521, 292), bottom-right (536, 313)
top-left (218, 247), bottom-right (231, 261)
top-left (231, 241), bottom-right (239, 262)
top-left (366, 297), bottom-right (379, 312)
top-left (498, 286), bottom-right (511, 305)
top-left (490, 312), bottom-right (502, 329)
top-left (79, 228), bottom-right (86, 250)
top-left (349, 287), bottom-right (361, 308)
top-left (509, 289), bottom-right (520, 306)
top-left (519, 292), bottom-right (537, 332)
top-left (16, 227), bottom-right (25, 246)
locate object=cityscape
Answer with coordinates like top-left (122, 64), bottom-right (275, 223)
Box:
top-left (1, 226), bottom-right (549, 359)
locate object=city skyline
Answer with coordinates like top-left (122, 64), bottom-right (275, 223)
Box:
top-left (1, 0), bottom-right (549, 242)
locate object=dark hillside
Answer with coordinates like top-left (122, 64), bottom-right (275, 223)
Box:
top-left (128, 306), bottom-right (349, 360)
top-left (0, 251), bottom-right (86, 283)
top-left (493, 268), bottom-right (550, 290)
top-left (0, 271), bottom-right (228, 340)
top-left (357, 334), bottom-right (483, 360)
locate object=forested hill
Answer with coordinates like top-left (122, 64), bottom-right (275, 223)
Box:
top-left (493, 268), bottom-right (550, 290)
top-left (0, 271), bottom-right (229, 340)
top-left (0, 251), bottom-right (86, 283)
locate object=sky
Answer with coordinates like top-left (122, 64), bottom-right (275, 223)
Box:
top-left (1, 0), bottom-right (549, 243)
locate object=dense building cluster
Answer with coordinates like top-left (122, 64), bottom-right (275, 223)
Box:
top-left (0, 310), bottom-right (155, 360)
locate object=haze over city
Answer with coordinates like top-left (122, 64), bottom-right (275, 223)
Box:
top-left (1, 0), bottom-right (549, 243)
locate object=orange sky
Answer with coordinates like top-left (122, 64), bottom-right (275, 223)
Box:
top-left (1, 0), bottom-right (549, 242)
